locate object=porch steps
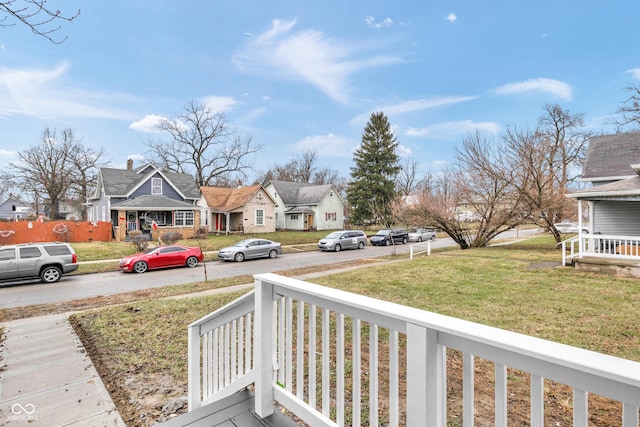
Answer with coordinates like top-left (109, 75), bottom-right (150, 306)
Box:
top-left (155, 389), bottom-right (301, 427)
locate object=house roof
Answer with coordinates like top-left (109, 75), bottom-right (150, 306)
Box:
top-left (200, 185), bottom-right (270, 212)
top-left (268, 181), bottom-right (335, 206)
top-left (98, 166), bottom-right (201, 199)
top-left (568, 175), bottom-right (640, 199)
top-left (111, 195), bottom-right (200, 210)
top-left (582, 132), bottom-right (640, 181)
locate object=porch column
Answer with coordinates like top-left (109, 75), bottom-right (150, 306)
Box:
top-left (254, 277), bottom-right (274, 418)
top-left (578, 200), bottom-right (584, 256)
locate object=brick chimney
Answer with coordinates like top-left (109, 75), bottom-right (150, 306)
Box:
top-left (127, 159), bottom-right (133, 170)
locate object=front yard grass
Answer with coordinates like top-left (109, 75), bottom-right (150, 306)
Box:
top-left (69, 236), bottom-right (640, 425)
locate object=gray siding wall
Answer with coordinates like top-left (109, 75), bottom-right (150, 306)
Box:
top-left (593, 201), bottom-right (640, 236)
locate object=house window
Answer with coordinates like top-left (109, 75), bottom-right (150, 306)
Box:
top-left (147, 211), bottom-right (168, 226)
top-left (325, 212), bottom-right (337, 221)
top-left (175, 211), bottom-right (194, 226)
top-left (290, 214), bottom-right (299, 221)
top-left (151, 178), bottom-right (162, 195)
top-left (256, 208), bottom-right (265, 226)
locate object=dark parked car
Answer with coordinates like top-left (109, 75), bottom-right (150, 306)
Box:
top-left (318, 230), bottom-right (367, 252)
top-left (370, 228), bottom-right (409, 246)
top-left (0, 242), bottom-right (78, 283)
top-left (119, 245), bottom-right (204, 273)
top-left (218, 238), bottom-right (282, 262)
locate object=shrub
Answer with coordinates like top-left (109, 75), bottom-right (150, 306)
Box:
top-left (194, 226), bottom-right (209, 240)
top-left (160, 231), bottom-right (182, 245)
top-left (129, 230), bottom-right (150, 252)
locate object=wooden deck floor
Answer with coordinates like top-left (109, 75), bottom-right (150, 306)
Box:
top-left (156, 389), bottom-right (302, 427)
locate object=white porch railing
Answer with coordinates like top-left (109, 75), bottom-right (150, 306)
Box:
top-left (188, 273), bottom-right (640, 426)
top-left (562, 233), bottom-right (640, 266)
top-left (409, 240), bottom-right (431, 259)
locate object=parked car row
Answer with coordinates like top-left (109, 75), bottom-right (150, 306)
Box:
top-left (317, 227), bottom-right (437, 252)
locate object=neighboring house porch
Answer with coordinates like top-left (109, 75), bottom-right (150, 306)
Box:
top-left (159, 274), bottom-right (640, 427)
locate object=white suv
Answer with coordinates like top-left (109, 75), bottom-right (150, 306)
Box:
top-left (0, 242), bottom-right (79, 283)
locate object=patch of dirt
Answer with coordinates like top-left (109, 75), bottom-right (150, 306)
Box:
top-left (526, 261), bottom-right (563, 270)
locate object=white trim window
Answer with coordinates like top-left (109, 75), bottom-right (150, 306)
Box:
top-left (151, 178), bottom-right (163, 195)
top-left (175, 211), bottom-right (194, 226)
top-left (255, 208), bottom-right (265, 226)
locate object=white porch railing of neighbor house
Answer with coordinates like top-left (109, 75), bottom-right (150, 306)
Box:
top-left (187, 273), bottom-right (640, 427)
top-left (562, 233), bottom-right (640, 266)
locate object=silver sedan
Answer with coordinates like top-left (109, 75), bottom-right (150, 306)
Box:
top-left (408, 228), bottom-right (436, 242)
top-left (218, 238), bottom-right (282, 262)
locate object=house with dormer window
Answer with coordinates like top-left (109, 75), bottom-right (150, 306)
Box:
top-left (86, 160), bottom-right (202, 241)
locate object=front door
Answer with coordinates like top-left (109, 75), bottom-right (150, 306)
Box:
top-left (306, 214), bottom-right (314, 230)
top-left (126, 211), bottom-right (138, 232)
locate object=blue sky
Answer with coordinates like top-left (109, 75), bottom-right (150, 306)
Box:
top-left (1, 1), bottom-right (639, 182)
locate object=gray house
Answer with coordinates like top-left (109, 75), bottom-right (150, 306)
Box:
top-left (86, 160), bottom-right (202, 241)
top-left (264, 181), bottom-right (344, 231)
top-left (0, 196), bottom-right (36, 221)
top-left (565, 132), bottom-right (640, 273)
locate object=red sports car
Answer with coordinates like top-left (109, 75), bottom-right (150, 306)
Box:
top-left (119, 245), bottom-right (204, 273)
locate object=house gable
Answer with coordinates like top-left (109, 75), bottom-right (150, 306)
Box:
top-left (582, 132), bottom-right (640, 183)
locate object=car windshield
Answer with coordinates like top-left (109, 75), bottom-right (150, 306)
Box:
top-left (324, 232), bottom-right (342, 239)
top-left (233, 239), bottom-right (254, 247)
top-left (409, 228), bottom-right (419, 233)
top-left (375, 230), bottom-right (390, 236)
top-left (144, 247), bottom-right (162, 254)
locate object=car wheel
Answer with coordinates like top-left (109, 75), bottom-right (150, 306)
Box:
top-left (334, 244), bottom-right (341, 252)
top-left (385, 239), bottom-right (390, 246)
top-left (358, 241), bottom-right (365, 249)
top-left (403, 237), bottom-right (408, 244)
top-left (268, 249), bottom-right (278, 259)
top-left (431, 235), bottom-right (436, 241)
top-left (418, 237), bottom-right (423, 242)
top-left (40, 266), bottom-right (62, 283)
top-left (234, 252), bottom-right (245, 262)
top-left (186, 256), bottom-right (199, 268)
top-left (133, 261), bottom-right (148, 273)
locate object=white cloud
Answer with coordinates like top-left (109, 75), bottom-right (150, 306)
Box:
top-left (365, 16), bottom-right (393, 29)
top-left (626, 68), bottom-right (640, 80)
top-left (494, 78), bottom-right (573, 101)
top-left (351, 96), bottom-right (477, 126)
top-left (446, 12), bottom-right (457, 23)
top-left (397, 144), bottom-right (412, 157)
top-left (201, 96), bottom-right (238, 113)
top-left (234, 19), bottom-right (402, 104)
top-left (406, 120), bottom-right (501, 138)
top-left (0, 62), bottom-right (136, 120)
top-left (129, 114), bottom-right (167, 133)
top-left (292, 133), bottom-right (357, 158)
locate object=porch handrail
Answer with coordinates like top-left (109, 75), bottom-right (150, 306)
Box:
top-left (562, 233), bottom-right (640, 266)
top-left (188, 273), bottom-right (640, 426)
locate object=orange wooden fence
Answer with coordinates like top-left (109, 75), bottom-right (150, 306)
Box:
top-left (0, 220), bottom-right (113, 245)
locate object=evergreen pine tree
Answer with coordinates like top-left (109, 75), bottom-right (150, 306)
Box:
top-left (347, 112), bottom-right (400, 226)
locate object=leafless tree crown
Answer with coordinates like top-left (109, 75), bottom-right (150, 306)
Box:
top-left (0, 0), bottom-right (80, 43)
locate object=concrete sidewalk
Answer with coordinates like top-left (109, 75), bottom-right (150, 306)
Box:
top-left (0, 313), bottom-right (125, 427)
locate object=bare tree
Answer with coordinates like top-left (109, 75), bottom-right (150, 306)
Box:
top-left (7, 128), bottom-right (95, 219)
top-left (396, 158), bottom-right (420, 196)
top-left (147, 100), bottom-right (262, 187)
top-left (615, 83), bottom-right (640, 130)
top-left (255, 148), bottom-right (341, 187)
top-left (67, 145), bottom-right (109, 220)
top-left (1, 1), bottom-right (80, 44)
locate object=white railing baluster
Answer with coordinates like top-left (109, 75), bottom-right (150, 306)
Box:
top-left (495, 363), bottom-right (507, 427)
top-left (322, 308), bottom-right (330, 416)
top-left (231, 320), bottom-right (237, 381)
top-left (622, 402), bottom-right (639, 427)
top-left (278, 297), bottom-right (285, 385)
top-left (463, 352), bottom-right (474, 427)
top-left (389, 330), bottom-right (399, 427)
top-left (238, 316), bottom-right (244, 377)
top-left (337, 313), bottom-right (345, 426)
top-left (309, 304), bottom-right (317, 409)
top-left (286, 296), bottom-right (293, 392)
top-left (353, 318), bottom-right (362, 427)
top-left (573, 388), bottom-right (588, 427)
top-left (296, 301), bottom-right (305, 400)
top-left (531, 375), bottom-right (544, 427)
top-left (370, 324), bottom-right (379, 427)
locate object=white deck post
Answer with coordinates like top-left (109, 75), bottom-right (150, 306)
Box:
top-left (255, 276), bottom-right (275, 418)
top-left (187, 324), bottom-right (201, 411)
top-left (406, 323), bottom-right (443, 427)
